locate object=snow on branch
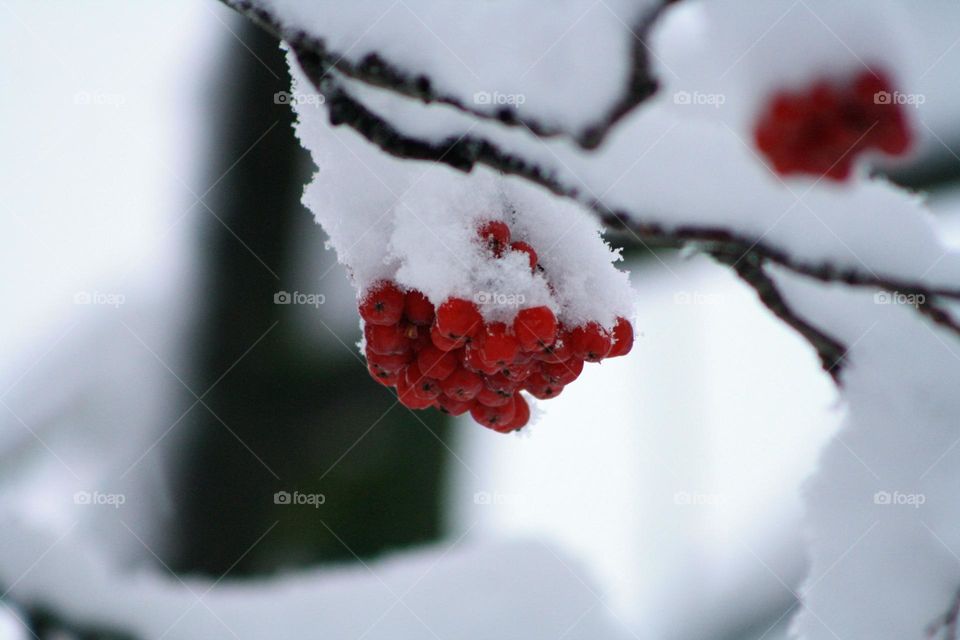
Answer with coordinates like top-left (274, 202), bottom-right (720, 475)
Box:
top-left (0, 516), bottom-right (627, 640)
top-left (222, 0), bottom-right (665, 148)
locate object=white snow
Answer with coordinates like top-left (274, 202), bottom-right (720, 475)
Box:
top-left (765, 265), bottom-right (960, 640)
top-left (251, 0), bottom-right (657, 138)
top-left (0, 511), bottom-right (631, 640)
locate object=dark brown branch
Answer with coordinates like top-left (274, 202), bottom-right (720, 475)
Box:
top-left (927, 588), bottom-right (960, 639)
top-left (710, 251), bottom-right (847, 382)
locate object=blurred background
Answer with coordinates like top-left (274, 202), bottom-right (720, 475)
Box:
top-left (1, 2), bottom-right (959, 639)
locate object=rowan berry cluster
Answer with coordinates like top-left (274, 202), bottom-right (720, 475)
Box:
top-left (754, 69), bottom-right (911, 181)
top-left (359, 221), bottom-right (634, 433)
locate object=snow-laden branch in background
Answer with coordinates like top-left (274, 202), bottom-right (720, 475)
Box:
top-left (767, 266), bottom-right (960, 640)
top-left (223, 0), bottom-right (665, 148)
top-left (0, 515), bottom-right (627, 640)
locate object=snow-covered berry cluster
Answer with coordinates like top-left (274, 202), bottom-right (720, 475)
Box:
top-left (360, 221), bottom-right (634, 433)
top-left (753, 69), bottom-right (911, 180)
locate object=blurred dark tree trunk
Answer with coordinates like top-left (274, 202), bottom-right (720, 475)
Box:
top-left (168, 18), bottom-right (451, 576)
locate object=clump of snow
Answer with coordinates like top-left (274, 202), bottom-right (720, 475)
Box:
top-left (0, 512), bottom-right (630, 640)
top-left (768, 266), bottom-right (960, 640)
top-left (291, 60), bottom-right (635, 329)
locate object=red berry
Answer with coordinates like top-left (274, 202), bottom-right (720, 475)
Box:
top-left (368, 363), bottom-right (400, 386)
top-left (409, 326), bottom-right (432, 351)
top-left (502, 360), bottom-right (536, 382)
top-left (436, 298), bottom-right (483, 341)
top-left (430, 325), bottom-right (461, 351)
top-left (463, 346), bottom-right (501, 375)
top-left (541, 357), bottom-right (583, 385)
top-left (470, 396), bottom-right (517, 430)
top-left (403, 289), bottom-right (435, 326)
top-left (440, 367), bottom-right (483, 402)
top-left (533, 331), bottom-right (572, 363)
top-left (568, 322), bottom-right (612, 362)
top-left (476, 322), bottom-right (519, 367)
top-left (397, 377), bottom-right (434, 409)
top-left (404, 363), bottom-right (442, 400)
top-left (365, 350), bottom-right (412, 372)
top-left (525, 373), bottom-right (564, 400)
top-left (416, 345), bottom-right (458, 380)
top-left (436, 394), bottom-right (472, 416)
top-left (364, 323), bottom-right (411, 356)
top-left (512, 350), bottom-right (534, 365)
top-left (359, 281), bottom-right (405, 326)
top-left (498, 393), bottom-right (530, 432)
top-left (607, 317), bottom-right (634, 357)
top-left (753, 69), bottom-right (912, 181)
top-left (485, 372), bottom-right (518, 394)
top-left (509, 241), bottom-right (538, 271)
top-left (476, 384), bottom-right (512, 407)
top-left (513, 306), bottom-right (558, 352)
top-left (477, 220), bottom-right (511, 257)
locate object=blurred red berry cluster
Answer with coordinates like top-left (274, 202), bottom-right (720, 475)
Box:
top-left (359, 220), bottom-right (634, 433)
top-left (754, 69), bottom-right (911, 181)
